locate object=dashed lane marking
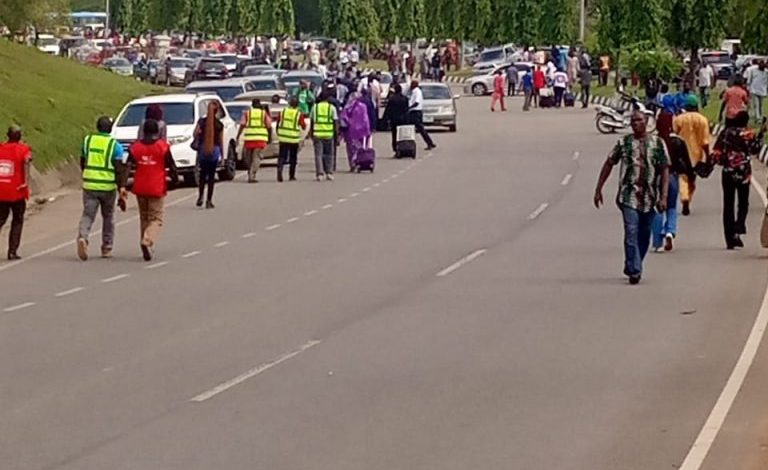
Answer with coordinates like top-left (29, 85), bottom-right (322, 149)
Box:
top-left (561, 174), bottom-right (573, 186)
top-left (101, 274), bottom-right (129, 284)
top-left (286, 217), bottom-right (300, 223)
top-left (373, 183), bottom-right (381, 188)
top-left (322, 204), bottom-right (334, 210)
top-left (350, 193), bottom-right (360, 198)
top-left (190, 340), bottom-right (321, 403)
top-left (337, 198), bottom-right (348, 203)
top-left (436, 249), bottom-right (488, 277)
top-left (145, 261), bottom-right (169, 270)
top-left (572, 151), bottom-right (580, 161)
top-left (527, 203), bottom-right (550, 221)
top-left (266, 224), bottom-right (281, 231)
top-left (3, 302), bottom-right (36, 313)
top-left (241, 232), bottom-right (257, 238)
top-left (362, 187), bottom-right (372, 192)
top-left (304, 210), bottom-right (318, 216)
top-left (214, 241), bottom-right (230, 248)
top-left (55, 287), bottom-right (85, 297)
top-left (181, 251), bottom-right (201, 259)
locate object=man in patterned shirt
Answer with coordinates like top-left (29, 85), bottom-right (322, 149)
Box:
top-left (594, 111), bottom-right (671, 285)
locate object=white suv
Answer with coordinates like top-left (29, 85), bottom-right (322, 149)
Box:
top-left (112, 93), bottom-right (239, 184)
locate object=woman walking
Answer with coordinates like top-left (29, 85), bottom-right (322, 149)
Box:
top-left (340, 92), bottom-right (371, 172)
top-left (193, 101), bottom-right (224, 209)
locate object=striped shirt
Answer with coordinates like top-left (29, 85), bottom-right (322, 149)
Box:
top-left (609, 135), bottom-right (670, 212)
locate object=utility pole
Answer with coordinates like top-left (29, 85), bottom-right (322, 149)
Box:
top-left (105, 0), bottom-right (110, 37)
top-left (579, 0), bottom-right (586, 42)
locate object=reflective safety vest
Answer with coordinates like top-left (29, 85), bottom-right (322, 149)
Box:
top-left (277, 107), bottom-right (301, 144)
top-left (82, 134), bottom-right (117, 192)
top-left (312, 102), bottom-right (334, 139)
top-left (244, 108), bottom-right (269, 142)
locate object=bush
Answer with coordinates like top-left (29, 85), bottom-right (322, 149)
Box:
top-left (625, 44), bottom-right (682, 82)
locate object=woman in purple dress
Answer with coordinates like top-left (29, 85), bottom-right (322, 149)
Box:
top-left (340, 92), bottom-right (371, 172)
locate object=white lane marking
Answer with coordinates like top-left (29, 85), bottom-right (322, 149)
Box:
top-left (101, 274), bottom-right (129, 284)
top-left (182, 251), bottom-right (201, 259)
top-left (337, 198), bottom-right (348, 203)
top-left (680, 180), bottom-right (768, 470)
top-left (572, 151), bottom-right (580, 161)
top-left (3, 302), bottom-right (36, 313)
top-left (382, 178), bottom-right (390, 183)
top-left (55, 287), bottom-right (85, 297)
top-left (0, 192), bottom-right (198, 273)
top-left (266, 224), bottom-right (281, 231)
top-left (350, 193), bottom-right (360, 198)
top-left (362, 187), bottom-right (372, 192)
top-left (391, 174), bottom-right (399, 179)
top-left (241, 232), bottom-right (257, 238)
top-left (561, 174), bottom-right (573, 186)
top-left (190, 340), bottom-right (321, 403)
top-left (214, 241), bottom-right (230, 248)
top-left (373, 183), bottom-right (381, 188)
top-left (286, 217), bottom-right (300, 223)
top-left (527, 203), bottom-right (550, 221)
top-left (145, 261), bottom-right (169, 270)
top-left (322, 204), bottom-right (334, 210)
top-left (304, 210), bottom-right (318, 216)
top-left (436, 249), bottom-right (488, 277)
top-left (398, 170), bottom-right (406, 175)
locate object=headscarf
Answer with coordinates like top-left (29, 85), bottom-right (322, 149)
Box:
top-left (341, 93), bottom-right (371, 141)
top-left (661, 94), bottom-right (677, 114)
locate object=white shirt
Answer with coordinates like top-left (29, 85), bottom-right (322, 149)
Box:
top-left (748, 66), bottom-right (768, 97)
top-left (546, 61), bottom-right (557, 79)
top-left (553, 71), bottom-right (569, 88)
top-left (409, 87), bottom-right (424, 111)
top-left (350, 50), bottom-right (360, 63)
top-left (698, 65), bottom-right (715, 88)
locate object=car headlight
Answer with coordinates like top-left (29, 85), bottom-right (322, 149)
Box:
top-left (168, 135), bottom-right (192, 146)
top-left (439, 106), bottom-right (454, 114)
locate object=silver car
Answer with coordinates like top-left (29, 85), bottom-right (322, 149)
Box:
top-left (102, 57), bottom-right (134, 77)
top-left (408, 83), bottom-right (459, 132)
top-left (464, 62), bottom-right (533, 96)
top-left (157, 57), bottom-right (194, 86)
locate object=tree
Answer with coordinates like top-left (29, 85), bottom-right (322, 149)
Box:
top-left (742, 0), bottom-right (768, 53)
top-left (666, 0), bottom-right (728, 76)
top-left (294, 0), bottom-right (321, 34)
top-left (319, 0), bottom-right (378, 43)
top-left (538, 0), bottom-right (576, 45)
top-left (259, 0), bottom-right (295, 36)
top-left (0, 0), bottom-right (69, 34)
top-left (515, 0), bottom-right (540, 47)
top-left (460, 0), bottom-right (494, 44)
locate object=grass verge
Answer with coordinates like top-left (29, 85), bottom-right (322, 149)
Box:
top-left (0, 40), bottom-right (167, 170)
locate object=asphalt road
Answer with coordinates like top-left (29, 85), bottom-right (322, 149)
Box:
top-left (2, 95), bottom-right (768, 470)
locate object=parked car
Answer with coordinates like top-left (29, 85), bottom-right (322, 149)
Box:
top-left (185, 58), bottom-right (229, 84)
top-left (243, 64), bottom-right (278, 76)
top-left (36, 34), bottom-right (60, 55)
top-left (405, 82), bottom-right (459, 132)
top-left (112, 94), bottom-right (239, 185)
top-left (156, 57), bottom-right (194, 86)
top-left (700, 51), bottom-right (735, 81)
top-left (464, 62), bottom-right (532, 96)
top-left (186, 77), bottom-right (275, 102)
top-left (134, 59), bottom-right (160, 82)
top-left (472, 44), bottom-right (519, 74)
top-left (234, 77), bottom-right (285, 100)
top-left (210, 53), bottom-right (238, 73)
top-left (102, 57), bottom-right (134, 77)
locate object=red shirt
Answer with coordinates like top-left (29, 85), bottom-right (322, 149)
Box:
top-left (130, 140), bottom-right (171, 198)
top-left (0, 142), bottom-right (31, 201)
top-left (533, 70), bottom-right (546, 89)
top-left (722, 86), bottom-right (749, 119)
top-left (493, 75), bottom-right (505, 94)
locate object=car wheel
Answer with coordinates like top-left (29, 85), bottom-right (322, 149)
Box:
top-left (472, 83), bottom-right (487, 96)
top-left (218, 144), bottom-right (237, 181)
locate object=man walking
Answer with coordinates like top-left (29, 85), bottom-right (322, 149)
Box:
top-left (310, 92), bottom-right (339, 181)
top-left (276, 97), bottom-right (307, 182)
top-left (237, 98), bottom-right (272, 183)
top-left (579, 66), bottom-right (592, 109)
top-left (747, 60), bottom-right (768, 121)
top-left (674, 95), bottom-right (711, 215)
top-left (506, 63), bottom-right (518, 97)
top-left (522, 68), bottom-right (534, 111)
top-left (77, 117), bottom-right (126, 261)
top-left (128, 119), bottom-right (178, 261)
top-left (408, 80), bottom-right (436, 151)
top-left (0, 126), bottom-right (31, 260)
top-left (383, 84), bottom-right (410, 155)
top-left (533, 65), bottom-right (546, 108)
top-left (552, 68), bottom-right (569, 108)
top-left (491, 70), bottom-right (506, 112)
top-left (697, 62), bottom-right (716, 108)
top-left (296, 80), bottom-right (316, 116)
top-left (594, 111), bottom-right (670, 285)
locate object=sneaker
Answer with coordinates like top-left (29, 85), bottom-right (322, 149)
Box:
top-left (141, 244), bottom-right (153, 262)
top-left (77, 238), bottom-right (89, 261)
top-left (101, 249), bottom-right (112, 259)
top-left (629, 275), bottom-right (641, 285)
top-left (326, 174), bottom-right (334, 181)
top-left (316, 174), bottom-right (323, 181)
top-left (653, 246), bottom-right (664, 253)
top-left (664, 234), bottom-right (674, 252)
top-left (206, 200), bottom-right (215, 209)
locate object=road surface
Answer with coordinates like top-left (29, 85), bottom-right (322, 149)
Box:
top-left (2, 95), bottom-right (768, 470)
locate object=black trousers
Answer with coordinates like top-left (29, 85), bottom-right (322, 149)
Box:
top-left (278, 143), bottom-right (299, 181)
top-left (581, 84), bottom-right (590, 107)
top-left (198, 160), bottom-right (217, 202)
top-left (408, 111), bottom-right (435, 148)
top-left (507, 82), bottom-right (517, 96)
top-left (0, 199), bottom-right (26, 255)
top-left (722, 172), bottom-right (750, 245)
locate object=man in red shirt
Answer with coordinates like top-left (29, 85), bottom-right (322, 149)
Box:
top-left (236, 98), bottom-right (272, 183)
top-left (533, 65), bottom-right (547, 108)
top-left (128, 119), bottom-right (178, 261)
top-left (719, 75), bottom-right (750, 128)
top-left (490, 70), bottom-right (506, 112)
top-left (0, 126), bottom-right (32, 260)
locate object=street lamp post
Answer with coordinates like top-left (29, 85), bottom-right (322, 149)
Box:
top-left (105, 0), bottom-right (110, 37)
top-left (579, 0), bottom-right (586, 42)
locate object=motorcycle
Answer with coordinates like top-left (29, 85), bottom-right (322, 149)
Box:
top-left (595, 95), bottom-right (656, 135)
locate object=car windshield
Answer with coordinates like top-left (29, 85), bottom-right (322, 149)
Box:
top-left (217, 55), bottom-right (237, 65)
top-left (117, 103), bottom-right (195, 126)
top-left (702, 54), bottom-right (731, 65)
top-left (421, 86), bottom-right (452, 100)
top-left (479, 50), bottom-right (504, 62)
top-left (190, 86), bottom-right (242, 102)
top-left (285, 75), bottom-right (322, 86)
top-left (106, 59), bottom-right (130, 67)
top-left (170, 59), bottom-right (192, 68)
top-left (38, 38), bottom-right (58, 46)
top-left (244, 66), bottom-right (274, 76)
top-left (250, 80), bottom-right (278, 91)
top-left (185, 51), bottom-right (203, 58)
top-left (225, 105), bottom-right (249, 122)
top-left (201, 62), bottom-right (225, 71)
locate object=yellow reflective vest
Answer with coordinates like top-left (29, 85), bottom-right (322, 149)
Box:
top-left (312, 102), bottom-right (335, 139)
top-left (82, 134), bottom-right (117, 192)
top-left (277, 107), bottom-right (301, 144)
top-left (244, 108), bottom-right (269, 142)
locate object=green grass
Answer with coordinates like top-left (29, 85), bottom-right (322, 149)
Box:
top-left (0, 40), bottom-right (167, 170)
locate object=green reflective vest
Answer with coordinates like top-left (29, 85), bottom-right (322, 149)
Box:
top-left (312, 102), bottom-right (334, 139)
top-left (82, 134), bottom-right (117, 192)
top-left (244, 108), bottom-right (269, 142)
top-left (277, 108), bottom-right (301, 144)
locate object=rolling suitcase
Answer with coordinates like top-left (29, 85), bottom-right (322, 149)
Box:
top-left (564, 91), bottom-right (575, 107)
top-left (355, 137), bottom-right (376, 172)
top-left (539, 87), bottom-right (555, 108)
top-left (395, 125), bottom-right (417, 159)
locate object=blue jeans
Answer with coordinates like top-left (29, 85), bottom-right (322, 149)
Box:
top-left (652, 173), bottom-right (679, 247)
top-left (621, 205), bottom-right (656, 277)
